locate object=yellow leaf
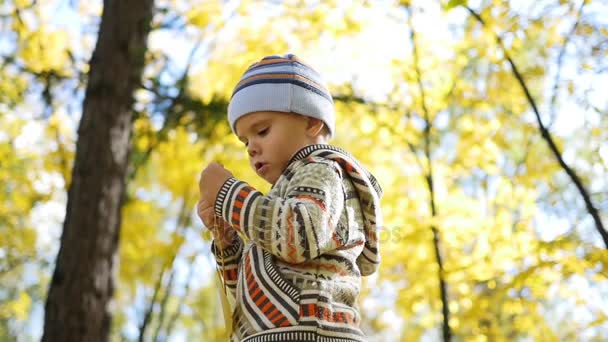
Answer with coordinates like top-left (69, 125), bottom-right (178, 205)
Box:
top-left (186, 0), bottom-right (223, 28)
top-left (3, 292), bottom-right (32, 321)
top-left (18, 26), bottom-right (72, 75)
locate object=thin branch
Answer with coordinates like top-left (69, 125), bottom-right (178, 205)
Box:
top-left (465, 6), bottom-right (608, 249)
top-left (164, 255), bottom-right (197, 340)
top-left (151, 198), bottom-right (193, 342)
top-left (548, 0), bottom-right (587, 126)
top-left (138, 267), bottom-right (165, 342)
top-left (138, 198), bottom-right (192, 341)
top-left (1, 0), bottom-right (37, 18)
top-left (407, 7), bottom-right (452, 342)
top-left (128, 37), bottom-right (205, 182)
top-left (152, 269), bottom-right (176, 342)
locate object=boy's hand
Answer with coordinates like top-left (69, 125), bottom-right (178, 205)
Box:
top-left (197, 199), bottom-right (229, 229)
top-left (197, 199), bottom-right (218, 228)
top-left (197, 199), bottom-right (236, 248)
top-left (199, 162), bottom-right (233, 207)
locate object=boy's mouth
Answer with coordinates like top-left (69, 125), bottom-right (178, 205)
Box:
top-left (254, 162), bottom-right (267, 173)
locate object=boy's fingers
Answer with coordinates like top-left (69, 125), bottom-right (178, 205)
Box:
top-left (200, 206), bottom-right (213, 218)
top-left (197, 205), bottom-right (215, 226)
top-left (201, 209), bottom-right (227, 235)
top-left (196, 200), bottom-right (208, 216)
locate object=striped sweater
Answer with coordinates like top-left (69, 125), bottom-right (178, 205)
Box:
top-left (212, 144), bottom-right (383, 341)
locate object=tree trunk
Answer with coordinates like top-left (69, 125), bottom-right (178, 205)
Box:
top-left (42, 0), bottom-right (154, 341)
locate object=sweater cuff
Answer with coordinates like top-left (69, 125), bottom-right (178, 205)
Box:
top-left (214, 177), bottom-right (238, 219)
top-left (211, 234), bottom-right (243, 262)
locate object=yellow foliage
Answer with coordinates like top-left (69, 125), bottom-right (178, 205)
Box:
top-left (42, 112), bottom-right (76, 186)
top-left (186, 0), bottom-right (223, 28)
top-left (0, 292), bottom-right (31, 321)
top-left (133, 116), bottom-right (157, 152)
top-left (14, 0), bottom-right (32, 8)
top-left (18, 27), bottom-right (72, 76)
top-left (120, 199), bottom-right (170, 291)
top-left (1, 0), bottom-right (606, 340)
top-left (0, 70), bottom-right (28, 105)
top-left (155, 127), bottom-right (205, 199)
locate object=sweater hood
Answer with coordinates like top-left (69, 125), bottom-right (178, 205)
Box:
top-left (286, 144), bottom-right (383, 276)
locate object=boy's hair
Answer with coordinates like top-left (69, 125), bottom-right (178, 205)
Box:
top-left (228, 54), bottom-right (335, 138)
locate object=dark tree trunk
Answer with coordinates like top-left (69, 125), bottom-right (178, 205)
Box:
top-left (42, 0), bottom-right (154, 341)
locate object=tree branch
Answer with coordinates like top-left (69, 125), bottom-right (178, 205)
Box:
top-left (164, 256), bottom-right (196, 340)
top-left (548, 0), bottom-right (587, 126)
top-left (407, 7), bottom-right (452, 342)
top-left (152, 268), bottom-right (176, 342)
top-left (138, 197), bottom-right (193, 341)
top-left (149, 198), bottom-right (193, 341)
top-left (137, 267), bottom-right (165, 342)
top-left (128, 38), bottom-right (205, 182)
top-left (465, 5), bottom-right (607, 249)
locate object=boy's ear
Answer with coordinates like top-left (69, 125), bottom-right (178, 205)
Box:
top-left (306, 117), bottom-right (324, 137)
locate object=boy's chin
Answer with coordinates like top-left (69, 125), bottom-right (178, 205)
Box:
top-left (262, 174), bottom-right (279, 185)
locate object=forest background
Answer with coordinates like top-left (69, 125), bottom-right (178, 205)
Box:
top-left (1, 0), bottom-right (607, 341)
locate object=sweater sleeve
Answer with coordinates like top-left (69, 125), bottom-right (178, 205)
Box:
top-left (210, 234), bottom-right (243, 299)
top-left (214, 161), bottom-right (346, 264)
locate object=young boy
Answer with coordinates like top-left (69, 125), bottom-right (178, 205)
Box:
top-left (198, 54), bottom-right (383, 342)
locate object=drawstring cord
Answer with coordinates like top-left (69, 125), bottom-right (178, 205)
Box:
top-left (214, 216), bottom-right (233, 337)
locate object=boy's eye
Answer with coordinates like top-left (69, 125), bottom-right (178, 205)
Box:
top-left (257, 127), bottom-right (269, 136)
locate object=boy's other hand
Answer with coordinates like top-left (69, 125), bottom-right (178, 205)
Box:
top-left (199, 162), bottom-right (233, 207)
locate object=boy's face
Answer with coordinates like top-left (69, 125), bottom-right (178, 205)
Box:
top-left (235, 111), bottom-right (316, 184)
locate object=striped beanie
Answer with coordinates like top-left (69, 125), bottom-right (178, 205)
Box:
top-left (228, 54), bottom-right (335, 137)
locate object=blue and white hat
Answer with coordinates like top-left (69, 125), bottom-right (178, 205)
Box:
top-left (228, 54), bottom-right (335, 137)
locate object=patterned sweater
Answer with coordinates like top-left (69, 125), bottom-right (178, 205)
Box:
top-left (212, 144), bottom-right (383, 342)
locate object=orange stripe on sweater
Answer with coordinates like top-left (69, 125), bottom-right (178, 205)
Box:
top-left (249, 286), bottom-right (261, 300)
top-left (224, 268), bottom-right (238, 281)
top-left (231, 212), bottom-right (241, 225)
top-left (286, 210), bottom-right (297, 262)
top-left (270, 311), bottom-right (287, 325)
top-left (238, 187), bottom-right (252, 198)
top-left (260, 300), bottom-right (274, 315)
top-left (296, 262), bottom-right (347, 276)
top-left (266, 307), bottom-right (281, 321)
top-left (254, 292), bottom-right (269, 308)
top-left (296, 195), bottom-right (326, 211)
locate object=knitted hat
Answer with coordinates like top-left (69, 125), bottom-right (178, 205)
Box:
top-left (228, 54), bottom-right (335, 137)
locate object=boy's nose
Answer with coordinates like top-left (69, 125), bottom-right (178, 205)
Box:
top-left (247, 144), bottom-right (258, 157)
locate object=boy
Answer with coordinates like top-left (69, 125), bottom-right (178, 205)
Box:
top-left (198, 54), bottom-right (383, 342)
